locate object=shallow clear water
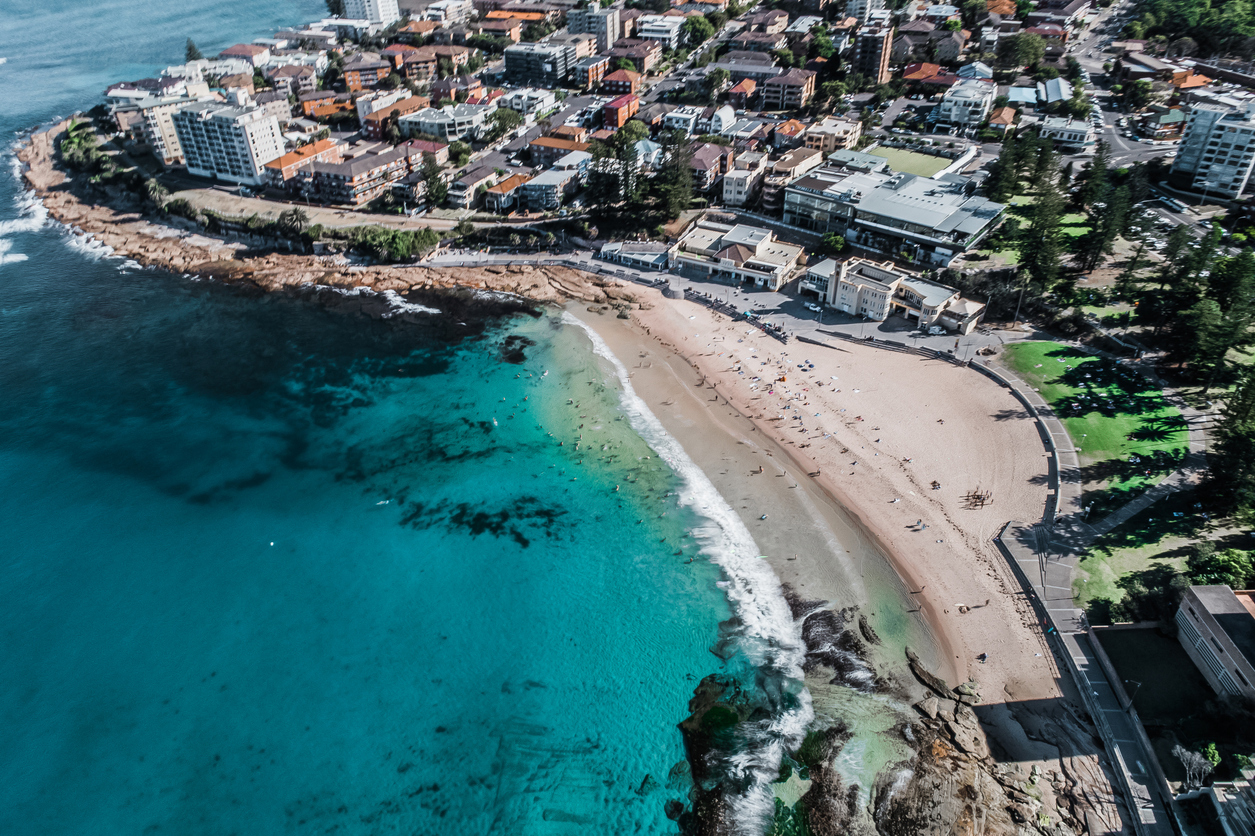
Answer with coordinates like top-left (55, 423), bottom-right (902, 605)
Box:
top-left (0, 3), bottom-right (804, 832)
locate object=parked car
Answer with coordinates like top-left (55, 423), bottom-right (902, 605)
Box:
top-left (804, 302), bottom-right (822, 312)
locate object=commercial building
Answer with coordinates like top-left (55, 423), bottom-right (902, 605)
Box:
top-left (171, 101), bottom-right (284, 186)
top-left (808, 257), bottom-right (985, 333)
top-left (671, 220), bottom-right (803, 290)
top-left (759, 68), bottom-right (817, 110)
top-left (603, 94), bottom-right (640, 129)
top-left (1038, 115), bottom-right (1095, 150)
top-left (344, 0), bottom-right (401, 26)
top-left (636, 15), bottom-right (687, 50)
top-left (263, 138), bottom-right (344, 189)
top-left (1171, 101), bottom-right (1255, 199)
top-left (851, 25), bottom-right (892, 86)
top-left (567, 7), bottom-right (621, 52)
top-left (783, 168), bottom-right (1005, 267)
top-left (598, 240), bottom-right (671, 270)
top-left (1176, 585), bottom-right (1255, 698)
top-left (803, 116), bottom-right (862, 154)
top-left (504, 41), bottom-right (576, 87)
top-left (937, 78), bottom-right (996, 128)
top-left (399, 103), bottom-right (498, 141)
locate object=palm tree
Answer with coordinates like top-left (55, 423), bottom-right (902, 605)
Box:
top-left (145, 178), bottom-right (169, 208)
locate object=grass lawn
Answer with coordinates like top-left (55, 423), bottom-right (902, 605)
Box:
top-left (1001, 342), bottom-right (1189, 516)
top-left (1075, 531), bottom-right (1191, 613)
top-left (866, 147), bottom-right (950, 177)
top-left (1060, 212), bottom-right (1091, 242)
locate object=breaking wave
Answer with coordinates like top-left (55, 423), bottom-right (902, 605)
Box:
top-left (564, 311), bottom-right (813, 833)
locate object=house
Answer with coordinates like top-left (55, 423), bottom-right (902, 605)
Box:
top-left (361, 96), bottom-right (428, 140)
top-left (699, 104), bottom-right (736, 135)
top-left (957, 61), bottom-right (994, 80)
top-left (1038, 115), bottom-right (1095, 150)
top-left (550, 124), bottom-right (589, 143)
top-left (689, 142), bottom-right (734, 191)
top-left (773, 118), bottom-right (808, 149)
top-left (602, 72), bottom-right (645, 105)
top-left (573, 55), bottom-right (610, 89)
top-left (745, 9), bottom-right (790, 33)
top-left (782, 167), bottom-right (1005, 267)
top-left (759, 68), bottom-right (816, 110)
top-left (663, 105), bottom-right (705, 135)
top-left (1037, 76), bottom-right (1073, 105)
top-left (1176, 585), bottom-right (1255, 699)
top-left (266, 64), bottom-right (316, 95)
top-left (219, 44), bottom-right (271, 67)
top-left (987, 106), bottom-right (1018, 135)
top-left (484, 172), bottom-right (533, 213)
top-left (299, 146), bottom-right (414, 204)
top-left (344, 56), bottom-right (393, 91)
top-left (820, 258), bottom-right (985, 333)
top-left (218, 73), bottom-right (256, 96)
top-left (608, 38), bottom-right (662, 74)
top-left (448, 165), bottom-right (499, 209)
top-left (1024, 23), bottom-right (1068, 46)
top-left (529, 136), bottom-right (591, 167)
top-left (264, 138), bottom-right (344, 189)
top-left (730, 31), bottom-right (787, 52)
top-left (671, 220), bottom-right (803, 290)
top-left (478, 18), bottom-right (524, 41)
top-left (803, 116), bottom-right (862, 154)
top-left (520, 168), bottom-right (578, 210)
top-left (937, 78), bottom-right (995, 127)
top-left (636, 15), bottom-right (687, 50)
top-left (1140, 105), bottom-right (1186, 141)
top-left (728, 78), bottom-right (756, 108)
top-left (603, 94), bottom-right (640, 129)
top-left (721, 150), bottom-right (769, 207)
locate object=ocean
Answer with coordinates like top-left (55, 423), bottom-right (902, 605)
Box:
top-left (0, 3), bottom-right (810, 834)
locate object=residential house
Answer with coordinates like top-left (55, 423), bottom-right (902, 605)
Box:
top-left (448, 165), bottom-right (499, 209)
top-left (432, 75), bottom-right (484, 104)
top-left (603, 94), bottom-right (640, 129)
top-left (957, 61), bottom-right (994, 80)
top-left (803, 116), bottom-right (862, 154)
top-left (609, 38), bottom-right (663, 74)
top-left (529, 136), bottom-right (591, 167)
top-left (728, 78), bottom-right (756, 108)
top-left (773, 118), bottom-right (808, 149)
top-left (689, 142), bottom-right (734, 191)
top-left (721, 150), bottom-right (769, 207)
top-left (782, 167), bottom-right (1005, 266)
top-left (987, 106), bottom-right (1018, 135)
top-left (218, 73), bottom-right (256, 96)
top-left (670, 220), bottom-right (803, 290)
top-left (574, 55), bottom-right (610, 89)
top-left (1039, 115), bottom-right (1095, 150)
top-left (937, 78), bottom-right (995, 127)
top-left (397, 19), bottom-right (440, 42)
top-left (484, 173), bottom-right (532, 213)
top-left (1037, 76), bottom-right (1074, 105)
top-left (1024, 22), bottom-right (1068, 47)
top-left (759, 68), bottom-right (816, 110)
top-left (1140, 105), bottom-right (1187, 141)
top-left (500, 87), bottom-right (557, 115)
top-left (1177, 585), bottom-right (1255, 698)
top-left (478, 18), bottom-right (524, 41)
top-left (171, 100), bottom-right (284, 186)
top-left (601, 68), bottom-right (643, 96)
top-left (662, 105), bottom-right (703, 135)
top-left (699, 104), bottom-right (736, 135)
top-left (263, 138), bottom-right (344, 189)
top-left (398, 138), bottom-right (450, 165)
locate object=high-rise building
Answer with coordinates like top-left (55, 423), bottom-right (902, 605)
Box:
top-left (139, 97), bottom-right (196, 165)
top-left (503, 42), bottom-right (577, 87)
top-left (851, 25), bottom-right (892, 86)
top-left (171, 101), bottom-right (284, 186)
top-left (1171, 102), bottom-right (1255, 199)
top-left (567, 7), bottom-right (620, 53)
top-left (344, 0), bottom-right (401, 26)
top-left (846, 0), bottom-right (884, 24)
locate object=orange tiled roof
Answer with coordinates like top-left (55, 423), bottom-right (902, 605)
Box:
top-left (264, 138), bottom-right (339, 170)
top-left (1174, 73), bottom-right (1213, 89)
top-left (487, 173), bottom-right (532, 193)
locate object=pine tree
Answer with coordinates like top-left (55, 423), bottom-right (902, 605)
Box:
top-left (1114, 243), bottom-right (1147, 301)
top-left (422, 154), bottom-right (447, 207)
top-left (186, 38), bottom-right (204, 61)
top-left (986, 135), bottom-right (1020, 202)
top-left (652, 131), bottom-right (692, 220)
top-left (1205, 368), bottom-right (1255, 517)
top-left (1018, 177), bottom-right (1065, 289)
top-left (1074, 140), bottom-right (1109, 209)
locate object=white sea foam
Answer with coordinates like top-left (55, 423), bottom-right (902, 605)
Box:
top-left (0, 239), bottom-right (28, 266)
top-left (564, 311), bottom-right (813, 833)
top-left (379, 288), bottom-right (440, 316)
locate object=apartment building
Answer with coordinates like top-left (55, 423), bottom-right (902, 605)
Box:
top-left (361, 96), bottom-right (428, 139)
top-left (263, 138), bottom-right (344, 189)
top-left (399, 103), bottom-right (497, 141)
top-left (299, 146), bottom-right (415, 204)
top-left (636, 15), bottom-right (686, 50)
top-left (603, 94), bottom-right (640, 129)
top-left (689, 142), bottom-right (734, 192)
top-left (547, 33), bottom-right (598, 60)
top-left (356, 88), bottom-right (412, 124)
top-left (783, 168), bottom-right (1005, 266)
top-left (345, 0), bottom-right (401, 26)
top-left (608, 38), bottom-right (662, 74)
top-left (253, 91), bottom-right (293, 125)
top-left (573, 55), bottom-right (610, 89)
top-left (730, 31), bottom-right (787, 52)
top-left (851, 25), bottom-right (892, 86)
top-left (500, 87), bottom-right (557, 115)
top-left (504, 41), bottom-right (577, 87)
top-left (520, 169), bottom-right (577, 210)
top-left (937, 78), bottom-right (995, 128)
top-left (567, 7), bottom-right (621, 52)
top-left (425, 0), bottom-right (473, 24)
top-left (803, 116), bottom-right (862, 154)
top-left (448, 166), bottom-right (499, 209)
top-left (759, 146), bottom-right (824, 213)
top-left (1171, 101), bottom-right (1255, 199)
top-left (266, 65), bottom-right (316, 95)
top-left (343, 56), bottom-right (393, 91)
top-left (478, 18), bottom-right (523, 41)
top-left (601, 68), bottom-right (642, 96)
top-left (529, 136), bottom-right (591, 167)
top-left (759, 68), bottom-right (817, 110)
top-left (484, 173), bottom-right (532, 213)
top-left (171, 101), bottom-right (284, 186)
top-left (663, 105), bottom-right (704, 135)
top-left (1177, 585), bottom-right (1255, 699)
top-left (139, 97), bottom-right (196, 165)
top-left (721, 151), bottom-right (769, 207)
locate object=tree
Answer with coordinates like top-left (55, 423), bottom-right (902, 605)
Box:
top-left (485, 107), bottom-right (523, 141)
top-left (325, 0), bottom-right (346, 15)
top-left (1174, 745), bottom-right (1215, 790)
top-left (1074, 141), bottom-right (1110, 210)
top-left (1076, 185), bottom-right (1130, 271)
top-left (614, 57), bottom-right (637, 73)
top-left (986, 134), bottom-right (1021, 202)
top-left (683, 15), bottom-right (715, 45)
top-left (707, 67), bottom-right (730, 97)
top-left (1206, 368), bottom-right (1255, 518)
top-left (144, 178), bottom-right (169, 208)
top-left (1114, 243), bottom-right (1148, 301)
top-left (1122, 79), bottom-right (1154, 112)
top-left (1018, 176), bottom-right (1065, 289)
top-left (276, 207), bottom-right (310, 237)
top-left (652, 130), bottom-right (693, 220)
top-left (1187, 542), bottom-right (1255, 590)
top-left (822, 233), bottom-right (845, 255)
top-left (186, 39), bottom-right (204, 62)
top-left (773, 47), bottom-right (798, 68)
top-left (449, 141), bottom-right (471, 167)
top-left (997, 33), bottom-right (1046, 69)
top-left (423, 153), bottom-right (448, 206)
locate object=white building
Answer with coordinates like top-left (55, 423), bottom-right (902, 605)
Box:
top-left (700, 104), bottom-right (736, 135)
top-left (937, 78), bottom-right (995, 128)
top-left (355, 88), bottom-right (412, 124)
top-left (399, 103), bottom-right (498, 141)
top-left (139, 97), bottom-right (197, 165)
top-left (671, 220), bottom-right (803, 290)
top-left (636, 15), bottom-right (687, 50)
top-left (663, 105), bottom-right (704, 135)
top-left (171, 100), bottom-right (284, 186)
top-left (821, 258), bottom-right (986, 333)
top-left (803, 116), bottom-right (862, 154)
top-left (1172, 101), bottom-right (1255, 199)
top-left (344, 0), bottom-right (400, 26)
top-left (847, 0), bottom-right (885, 24)
top-left (722, 151), bottom-right (769, 207)
top-left (425, 0), bottom-right (473, 25)
top-left (1039, 115), bottom-right (1095, 150)
top-left (499, 88), bottom-right (557, 116)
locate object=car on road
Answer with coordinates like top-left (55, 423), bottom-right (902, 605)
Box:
top-left (804, 302), bottom-right (822, 312)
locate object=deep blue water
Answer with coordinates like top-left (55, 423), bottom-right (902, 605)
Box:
top-left (0, 4), bottom-right (807, 833)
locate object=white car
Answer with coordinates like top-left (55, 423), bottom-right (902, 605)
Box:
top-left (804, 302), bottom-right (822, 312)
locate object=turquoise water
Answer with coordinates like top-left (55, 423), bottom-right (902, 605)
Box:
top-left (0, 3), bottom-right (808, 833)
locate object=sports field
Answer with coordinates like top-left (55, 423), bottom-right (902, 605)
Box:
top-left (867, 147), bottom-right (951, 177)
